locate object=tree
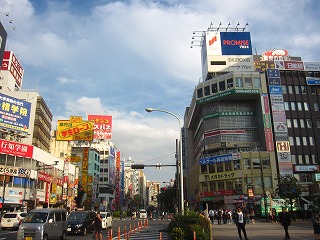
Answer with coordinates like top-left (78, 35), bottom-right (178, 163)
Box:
top-left (133, 194), bottom-right (143, 209)
top-left (276, 174), bottom-right (301, 211)
top-left (158, 185), bottom-right (177, 213)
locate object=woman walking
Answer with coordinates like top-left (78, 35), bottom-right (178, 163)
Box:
top-left (311, 210), bottom-right (320, 240)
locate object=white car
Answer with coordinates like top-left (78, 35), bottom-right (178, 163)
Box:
top-left (1, 212), bottom-right (27, 230)
top-left (139, 209), bottom-right (147, 219)
top-left (100, 212), bottom-right (112, 229)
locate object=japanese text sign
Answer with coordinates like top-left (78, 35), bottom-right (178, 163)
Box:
top-left (56, 120), bottom-right (94, 141)
top-left (87, 115), bottom-right (112, 139)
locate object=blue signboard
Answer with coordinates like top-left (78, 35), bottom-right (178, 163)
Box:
top-left (269, 86), bottom-right (283, 95)
top-left (268, 77), bottom-right (281, 86)
top-left (220, 32), bottom-right (252, 55)
top-left (306, 77), bottom-right (320, 85)
top-left (0, 93), bottom-right (31, 133)
top-left (267, 69), bottom-right (280, 78)
top-left (199, 153), bottom-right (233, 165)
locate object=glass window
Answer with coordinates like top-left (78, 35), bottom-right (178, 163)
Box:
top-left (235, 178), bottom-right (242, 193)
top-left (291, 155), bottom-right (297, 164)
top-left (301, 85), bottom-right (307, 94)
top-left (227, 78), bottom-right (233, 89)
top-left (197, 88), bottom-right (203, 98)
top-left (244, 77), bottom-right (252, 88)
top-left (209, 182), bottom-right (215, 191)
top-left (243, 158), bottom-right (251, 169)
top-left (311, 86), bottom-right (316, 94)
top-left (305, 155), bottom-right (310, 164)
top-left (7, 155), bottom-right (15, 166)
top-left (298, 155), bottom-right (303, 164)
top-left (235, 77), bottom-right (243, 88)
top-left (264, 176), bottom-right (272, 188)
top-left (212, 83), bottom-right (218, 94)
top-left (225, 161), bottom-right (232, 171)
top-left (284, 102), bottom-right (290, 111)
top-left (253, 77), bottom-right (261, 89)
top-left (295, 85), bottom-right (300, 94)
top-left (293, 119), bottom-right (298, 128)
top-left (201, 182), bottom-right (208, 192)
top-left (201, 165), bottom-right (207, 174)
top-left (304, 102), bottom-right (310, 111)
top-left (297, 102), bottom-right (303, 111)
top-left (282, 85), bottom-right (288, 94)
top-left (309, 137), bottom-right (315, 146)
top-left (288, 86), bottom-right (293, 94)
top-left (316, 119), bottom-right (320, 128)
top-left (226, 180), bottom-right (233, 190)
top-left (204, 86), bottom-right (210, 96)
top-left (302, 137), bottom-right (307, 146)
top-left (252, 158), bottom-right (260, 169)
top-left (291, 102), bottom-right (296, 111)
top-left (217, 181), bottom-right (224, 190)
top-left (233, 159), bottom-right (241, 170)
top-left (208, 164), bottom-right (215, 173)
top-left (289, 137), bottom-right (294, 146)
top-left (296, 137), bottom-right (301, 146)
top-left (287, 119), bottom-right (292, 128)
top-left (306, 119), bottom-right (312, 128)
top-left (311, 155), bottom-right (317, 164)
top-left (217, 162), bottom-right (223, 172)
top-left (254, 177), bottom-right (261, 189)
top-left (219, 81), bottom-right (226, 91)
top-left (314, 103), bottom-right (319, 111)
top-left (300, 119), bottom-right (305, 128)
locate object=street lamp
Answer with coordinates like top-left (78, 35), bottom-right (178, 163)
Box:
top-left (145, 108), bottom-right (185, 215)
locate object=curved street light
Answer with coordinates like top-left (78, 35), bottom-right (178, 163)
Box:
top-left (145, 108), bottom-right (185, 215)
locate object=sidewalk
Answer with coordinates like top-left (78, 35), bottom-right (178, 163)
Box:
top-left (212, 219), bottom-right (314, 240)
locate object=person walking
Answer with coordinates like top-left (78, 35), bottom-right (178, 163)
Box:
top-left (311, 210), bottom-right (320, 240)
top-left (278, 207), bottom-right (291, 240)
top-left (209, 209), bottom-right (214, 224)
top-left (93, 212), bottom-right (103, 240)
top-left (235, 207), bottom-right (249, 240)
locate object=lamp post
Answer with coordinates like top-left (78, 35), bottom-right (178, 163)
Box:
top-left (145, 108), bottom-right (185, 215)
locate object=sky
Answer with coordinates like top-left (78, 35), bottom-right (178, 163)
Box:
top-left (1, 0), bottom-right (320, 185)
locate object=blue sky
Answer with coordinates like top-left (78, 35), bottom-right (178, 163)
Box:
top-left (1, 0), bottom-right (320, 185)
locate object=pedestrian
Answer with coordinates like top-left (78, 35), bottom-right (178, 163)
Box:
top-left (278, 207), bottom-right (291, 240)
top-left (218, 208), bottom-right (222, 225)
top-left (209, 209), bottom-right (214, 224)
top-left (250, 209), bottom-right (255, 224)
top-left (235, 207), bottom-right (249, 240)
top-left (311, 209), bottom-right (320, 240)
top-left (93, 212), bottom-right (102, 240)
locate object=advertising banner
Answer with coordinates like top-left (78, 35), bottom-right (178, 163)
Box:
top-left (87, 115), bottom-right (112, 139)
top-left (0, 164), bottom-right (30, 177)
top-left (0, 139), bottom-right (33, 158)
top-left (115, 151), bottom-right (121, 206)
top-left (0, 93), bottom-right (31, 133)
top-left (306, 77), bottom-right (320, 85)
top-left (304, 62), bottom-right (320, 71)
top-left (269, 86), bottom-right (283, 95)
top-left (56, 120), bottom-right (94, 141)
top-left (220, 32), bottom-right (252, 55)
top-left (274, 60), bottom-right (304, 70)
top-left (1, 51), bottom-right (24, 87)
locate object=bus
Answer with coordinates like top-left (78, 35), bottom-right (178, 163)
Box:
top-left (257, 198), bottom-right (299, 217)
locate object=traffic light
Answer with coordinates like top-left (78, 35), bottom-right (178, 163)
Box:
top-left (131, 164), bottom-right (145, 169)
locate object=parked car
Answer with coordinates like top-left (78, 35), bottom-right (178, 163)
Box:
top-left (139, 209), bottom-right (147, 219)
top-left (67, 210), bottom-right (96, 235)
top-left (1, 212), bottom-right (27, 230)
top-left (17, 208), bottom-right (68, 240)
top-left (100, 212), bottom-right (112, 229)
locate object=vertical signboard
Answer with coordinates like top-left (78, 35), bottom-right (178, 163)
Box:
top-left (266, 69), bottom-right (293, 176)
top-left (1, 51), bottom-right (24, 88)
top-left (82, 148), bottom-right (89, 192)
top-left (261, 94), bottom-right (274, 152)
top-left (115, 151), bottom-right (121, 207)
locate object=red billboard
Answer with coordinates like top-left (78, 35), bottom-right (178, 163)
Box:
top-left (87, 115), bottom-right (112, 139)
top-left (1, 51), bottom-right (24, 88)
top-left (0, 139), bottom-right (33, 158)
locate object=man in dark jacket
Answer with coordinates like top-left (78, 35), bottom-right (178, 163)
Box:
top-left (235, 208), bottom-right (249, 240)
top-left (278, 207), bottom-right (291, 239)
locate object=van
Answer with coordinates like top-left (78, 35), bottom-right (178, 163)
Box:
top-left (100, 212), bottom-right (112, 229)
top-left (17, 208), bottom-right (68, 240)
top-left (66, 210), bottom-right (96, 235)
top-left (139, 209), bottom-right (147, 219)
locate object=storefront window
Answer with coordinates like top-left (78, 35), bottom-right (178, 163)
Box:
top-left (217, 181), bottom-right (224, 190)
top-left (201, 182), bottom-right (208, 192)
top-left (0, 154), bottom-right (6, 165)
top-left (243, 158), bottom-right (251, 169)
top-left (217, 162), bottom-right (223, 172)
top-left (209, 182), bottom-right (215, 191)
top-left (201, 165), bottom-right (207, 174)
top-left (208, 164), bottom-right (215, 173)
top-left (225, 161), bottom-right (232, 171)
top-left (6, 155), bottom-right (15, 166)
top-left (252, 158), bottom-right (260, 169)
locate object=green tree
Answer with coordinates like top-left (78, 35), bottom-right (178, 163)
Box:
top-left (276, 174), bottom-right (301, 211)
top-left (133, 194), bottom-right (143, 209)
top-left (158, 185), bottom-right (177, 213)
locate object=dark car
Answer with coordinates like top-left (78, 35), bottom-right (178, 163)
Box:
top-left (66, 211), bottom-right (96, 236)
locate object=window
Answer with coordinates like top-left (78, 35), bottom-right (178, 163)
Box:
top-left (252, 158), bottom-right (261, 169)
top-left (295, 85), bottom-right (300, 94)
top-left (282, 85), bottom-right (288, 94)
top-left (288, 86), bottom-right (293, 94)
top-left (286, 119), bottom-right (292, 128)
top-left (233, 159), bottom-right (241, 170)
top-left (235, 178), bottom-right (242, 192)
top-left (311, 86), bottom-right (316, 94)
top-left (204, 86), bottom-right (210, 96)
top-left (291, 102), bottom-right (296, 111)
top-left (293, 119), bottom-right (298, 128)
top-left (217, 162), bottom-right (223, 172)
top-left (291, 155), bottom-right (297, 164)
top-left (235, 77), bottom-right (243, 88)
top-left (197, 88), bottom-right (203, 98)
top-left (201, 182), bottom-right (208, 192)
top-left (296, 137), bottom-right (301, 146)
top-left (56, 212), bottom-right (62, 221)
top-left (304, 102), bottom-right (310, 111)
top-left (317, 119), bottom-right (320, 128)
top-left (264, 176), bottom-right (272, 188)
top-left (301, 173), bottom-right (312, 182)
top-left (254, 176), bottom-right (261, 188)
top-left (302, 137), bottom-right (307, 146)
top-left (201, 165), bottom-right (207, 174)
top-left (301, 86), bottom-right (307, 94)
top-left (243, 158), bottom-right (251, 169)
top-left (284, 102), bottom-right (290, 111)
top-left (253, 77), bottom-right (261, 89)
top-left (314, 103), bottom-right (319, 111)
top-left (209, 182), bottom-right (215, 191)
top-left (297, 102), bottom-right (303, 111)
top-left (208, 164), bottom-right (215, 173)
top-left (309, 137), bottom-right (315, 146)
top-left (311, 155), bottom-right (317, 164)
top-left (219, 81), bottom-right (226, 91)
top-left (226, 180), bottom-right (233, 190)
top-left (227, 78), bottom-right (233, 89)
top-left (225, 161), bottom-right (232, 171)
top-left (289, 137), bottom-right (294, 146)
top-left (300, 119), bottom-right (305, 128)
top-left (298, 155), bottom-right (303, 164)
top-left (306, 119), bottom-right (312, 128)
top-left (244, 77), bottom-right (252, 88)
top-left (305, 155), bottom-right (310, 164)
top-left (212, 83), bottom-right (218, 94)
top-left (217, 181), bottom-right (224, 190)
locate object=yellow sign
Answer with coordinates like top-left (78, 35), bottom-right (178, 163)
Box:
top-left (70, 116), bottom-right (82, 123)
top-left (276, 141), bottom-right (290, 152)
top-left (67, 156), bottom-right (81, 162)
top-left (199, 171), bottom-right (241, 182)
top-left (56, 120), bottom-right (94, 141)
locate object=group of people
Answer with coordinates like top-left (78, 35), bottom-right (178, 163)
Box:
top-left (207, 207), bottom-right (255, 225)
